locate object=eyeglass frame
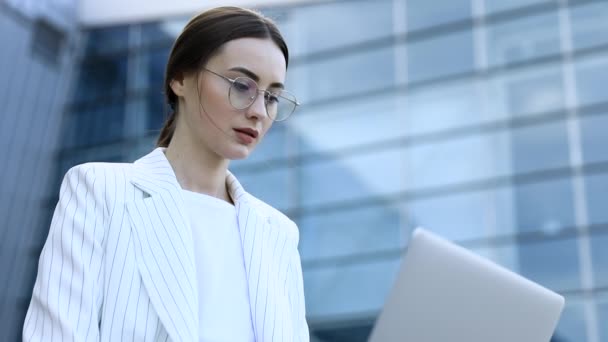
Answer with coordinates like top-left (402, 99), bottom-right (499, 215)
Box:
top-left (202, 68), bottom-right (300, 122)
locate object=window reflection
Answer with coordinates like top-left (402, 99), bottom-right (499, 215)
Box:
top-left (406, 0), bottom-right (472, 32)
top-left (575, 54), bottom-right (608, 106)
top-left (484, 0), bottom-right (555, 15)
top-left (585, 173), bottom-right (608, 226)
top-left (569, 1), bottom-right (608, 52)
top-left (73, 57), bottom-right (127, 103)
top-left (485, 11), bottom-right (560, 68)
top-left (590, 232), bottom-right (608, 287)
top-left (287, 0), bottom-right (393, 56)
top-left (293, 45), bottom-right (395, 104)
top-left (304, 258), bottom-right (400, 317)
top-left (299, 204), bottom-right (401, 261)
top-left (299, 148), bottom-right (402, 208)
top-left (407, 29), bottom-right (475, 84)
top-left (552, 296), bottom-right (589, 342)
top-left (85, 25), bottom-right (129, 56)
top-left (580, 113), bottom-right (608, 164)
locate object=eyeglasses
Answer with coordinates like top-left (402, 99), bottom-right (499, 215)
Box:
top-left (203, 68), bottom-right (299, 122)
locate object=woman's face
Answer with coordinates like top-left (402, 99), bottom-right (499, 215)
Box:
top-left (171, 37), bottom-right (287, 160)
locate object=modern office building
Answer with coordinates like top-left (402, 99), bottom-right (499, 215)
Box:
top-left (2, 0), bottom-right (608, 341)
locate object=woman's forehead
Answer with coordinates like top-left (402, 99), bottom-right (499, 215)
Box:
top-left (210, 38), bottom-right (286, 83)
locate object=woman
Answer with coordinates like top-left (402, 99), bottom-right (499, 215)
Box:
top-left (23, 6), bottom-right (308, 342)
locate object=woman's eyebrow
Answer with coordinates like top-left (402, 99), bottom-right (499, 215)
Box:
top-left (228, 66), bottom-right (284, 89)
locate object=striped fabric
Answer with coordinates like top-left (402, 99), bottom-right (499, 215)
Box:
top-left (23, 147), bottom-right (309, 342)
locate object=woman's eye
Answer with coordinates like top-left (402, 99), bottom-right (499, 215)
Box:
top-left (266, 93), bottom-right (280, 104)
top-left (233, 81), bottom-right (251, 92)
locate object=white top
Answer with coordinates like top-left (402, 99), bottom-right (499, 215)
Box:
top-left (181, 189), bottom-right (255, 342)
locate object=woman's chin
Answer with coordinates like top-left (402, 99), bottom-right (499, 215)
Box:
top-left (223, 145), bottom-right (253, 160)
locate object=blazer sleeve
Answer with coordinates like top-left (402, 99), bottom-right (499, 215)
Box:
top-left (23, 164), bottom-right (106, 342)
top-left (288, 242), bottom-right (310, 342)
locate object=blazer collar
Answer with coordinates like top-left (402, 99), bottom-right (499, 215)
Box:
top-left (126, 147), bottom-right (297, 342)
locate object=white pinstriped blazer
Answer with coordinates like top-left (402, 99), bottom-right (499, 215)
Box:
top-left (23, 147), bottom-right (309, 342)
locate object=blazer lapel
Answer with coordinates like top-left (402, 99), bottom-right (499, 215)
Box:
top-left (227, 172), bottom-right (297, 342)
top-left (125, 148), bottom-right (199, 342)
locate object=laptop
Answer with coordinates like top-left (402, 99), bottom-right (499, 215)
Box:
top-left (368, 228), bottom-right (565, 342)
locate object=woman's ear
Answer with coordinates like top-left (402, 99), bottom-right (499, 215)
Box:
top-left (169, 72), bottom-right (186, 97)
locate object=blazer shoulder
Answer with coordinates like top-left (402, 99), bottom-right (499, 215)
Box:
top-left (245, 194), bottom-right (300, 241)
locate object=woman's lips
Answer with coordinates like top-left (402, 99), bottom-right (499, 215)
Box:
top-left (234, 129), bottom-right (256, 144)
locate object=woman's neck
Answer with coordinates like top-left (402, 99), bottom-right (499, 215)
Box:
top-left (164, 134), bottom-right (232, 204)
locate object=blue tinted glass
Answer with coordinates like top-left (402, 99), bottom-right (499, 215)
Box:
top-left (288, 0), bottom-right (393, 56)
top-left (299, 204), bottom-right (401, 261)
top-left (406, 177), bottom-right (574, 241)
top-left (147, 48), bottom-right (170, 94)
top-left (599, 295), bottom-right (608, 341)
top-left (510, 119), bottom-right (569, 174)
top-left (73, 56), bottom-right (127, 103)
top-left (293, 92), bottom-right (401, 154)
top-left (591, 232), bottom-right (608, 287)
top-left (407, 30), bottom-right (475, 84)
top-left (585, 173), bottom-right (608, 225)
top-left (484, 0), bottom-right (555, 14)
top-left (575, 54), bottom-right (608, 106)
top-left (141, 19), bottom-right (186, 47)
top-left (490, 63), bottom-right (565, 118)
top-left (485, 11), bottom-right (560, 68)
top-left (513, 178), bottom-right (574, 234)
top-left (403, 121), bottom-right (569, 191)
top-left (569, 1), bottom-right (608, 51)
top-left (303, 258), bottom-right (400, 317)
top-left (232, 167), bottom-right (292, 211)
top-left (299, 148), bottom-right (402, 208)
top-left (294, 45), bottom-right (395, 104)
top-left (85, 25), bottom-right (129, 55)
top-left (552, 297), bottom-right (588, 342)
top-left (406, 0), bottom-right (472, 31)
top-left (67, 100), bottom-right (125, 148)
top-left (479, 238), bottom-right (580, 292)
top-left (580, 113), bottom-right (608, 164)
top-left (146, 90), bottom-right (167, 131)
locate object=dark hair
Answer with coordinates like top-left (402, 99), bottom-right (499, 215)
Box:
top-left (156, 6), bottom-right (289, 147)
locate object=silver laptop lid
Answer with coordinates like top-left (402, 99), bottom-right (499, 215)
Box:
top-left (369, 228), bottom-right (565, 342)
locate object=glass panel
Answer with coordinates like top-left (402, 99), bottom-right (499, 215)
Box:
top-left (147, 48), bottom-right (170, 94)
top-left (304, 258), bottom-right (401, 317)
top-left (146, 90), bottom-right (167, 132)
top-left (484, 0), bottom-right (555, 15)
top-left (406, 0), bottom-right (472, 32)
top-left (299, 204), bottom-right (402, 261)
top-left (405, 177), bottom-right (574, 241)
top-left (580, 113), bottom-right (608, 164)
top-left (407, 30), bottom-right (475, 84)
top-left (569, 1), bottom-right (608, 51)
top-left (291, 92), bottom-right (402, 154)
top-left (474, 237), bottom-right (580, 292)
top-left (599, 293), bottom-right (608, 342)
top-left (233, 167), bottom-right (292, 211)
top-left (299, 148), bottom-right (402, 207)
top-left (584, 173), bottom-right (608, 226)
top-left (85, 25), bottom-right (129, 55)
top-left (404, 79), bottom-right (485, 136)
top-left (575, 54), bottom-right (608, 106)
top-left (67, 100), bottom-right (125, 148)
top-left (512, 178), bottom-right (575, 234)
top-left (72, 56), bottom-right (127, 104)
top-left (591, 232), bottom-right (608, 287)
top-left (403, 120), bottom-right (569, 191)
top-left (485, 11), bottom-right (561, 68)
top-left (141, 18), bottom-right (188, 47)
top-left (484, 63), bottom-right (565, 119)
top-left (552, 296), bottom-right (588, 342)
top-left (510, 119), bottom-right (569, 174)
top-left (291, 45), bottom-right (395, 104)
top-left (287, 0), bottom-right (393, 57)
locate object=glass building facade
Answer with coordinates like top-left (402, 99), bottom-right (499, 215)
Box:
top-left (51, 0), bottom-right (608, 341)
